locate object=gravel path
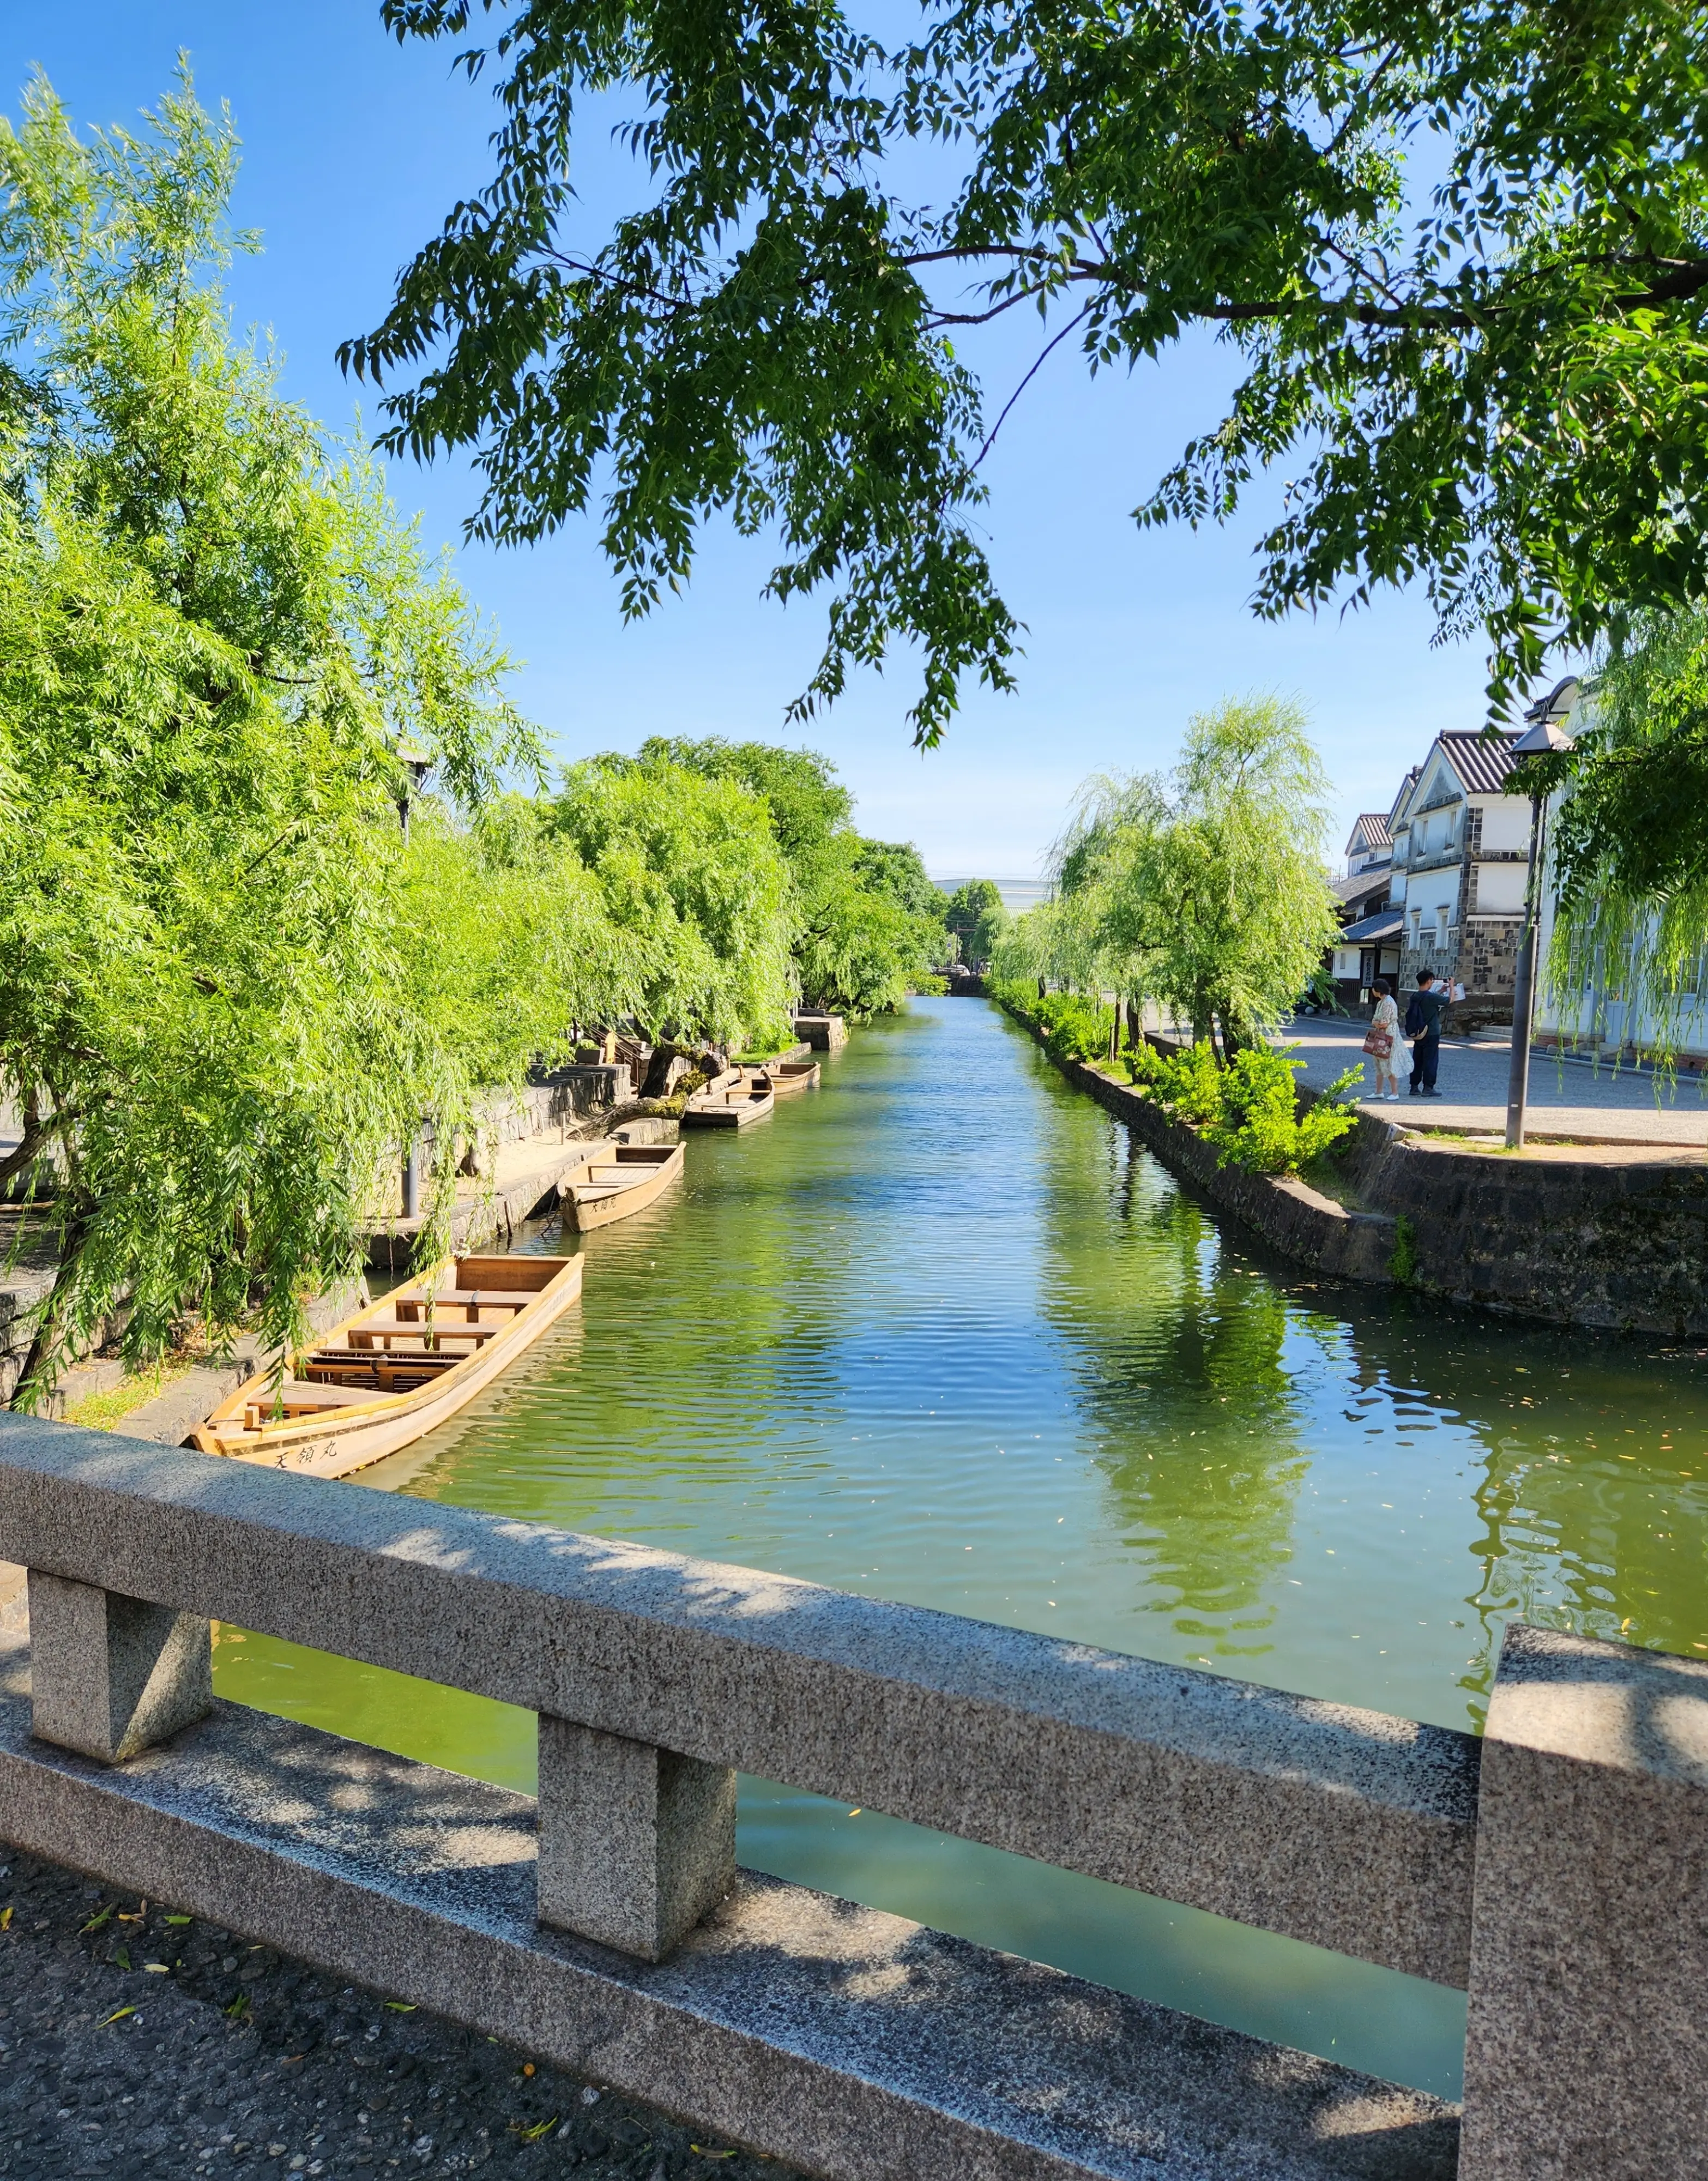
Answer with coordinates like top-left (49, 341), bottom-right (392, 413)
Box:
top-left (0, 1848), bottom-right (798, 2181)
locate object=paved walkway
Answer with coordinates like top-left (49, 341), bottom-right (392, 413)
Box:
top-left (1280, 1016), bottom-right (1708, 1148)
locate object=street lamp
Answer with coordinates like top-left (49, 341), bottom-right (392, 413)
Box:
top-left (1504, 683), bottom-right (1577, 1150)
top-left (394, 739), bottom-right (432, 1216)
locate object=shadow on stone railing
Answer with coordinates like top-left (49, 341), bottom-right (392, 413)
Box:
top-left (0, 1417), bottom-right (1694, 2179)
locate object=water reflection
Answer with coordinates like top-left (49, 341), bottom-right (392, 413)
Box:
top-left (214, 999), bottom-right (1708, 2103)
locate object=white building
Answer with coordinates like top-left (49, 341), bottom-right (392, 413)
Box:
top-left (1385, 731), bottom-right (1534, 1023)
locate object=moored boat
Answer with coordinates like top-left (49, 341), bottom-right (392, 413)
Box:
top-left (192, 1251), bottom-right (582, 1479)
top-left (745, 1059), bottom-right (820, 1097)
top-left (682, 1081), bottom-right (776, 1128)
top-left (560, 1137), bottom-right (685, 1231)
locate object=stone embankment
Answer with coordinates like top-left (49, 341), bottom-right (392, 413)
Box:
top-left (1006, 1003), bottom-right (1708, 1334)
top-left (1051, 1052), bottom-right (1401, 1284)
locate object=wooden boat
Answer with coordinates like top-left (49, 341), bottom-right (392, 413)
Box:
top-left (747, 1059), bottom-right (820, 1098)
top-left (192, 1251), bottom-right (583, 1479)
top-left (682, 1080), bottom-right (776, 1128)
top-left (559, 1137), bottom-right (684, 1231)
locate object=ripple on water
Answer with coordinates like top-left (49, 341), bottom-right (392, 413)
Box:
top-left (218, 999), bottom-right (1708, 2102)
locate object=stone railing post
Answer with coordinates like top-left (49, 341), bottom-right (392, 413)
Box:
top-left (1460, 1623), bottom-right (1708, 2178)
top-left (535, 1714), bottom-right (735, 1961)
top-left (27, 1571), bottom-right (212, 1763)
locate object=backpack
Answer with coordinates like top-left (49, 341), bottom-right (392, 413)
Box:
top-left (1402, 993), bottom-right (1425, 1037)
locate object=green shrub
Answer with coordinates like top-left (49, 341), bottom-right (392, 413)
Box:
top-left (1128, 1039), bottom-right (1224, 1125)
top-left (1204, 1048), bottom-right (1361, 1174)
top-left (1128, 1039), bottom-right (1359, 1174)
top-left (987, 978), bottom-right (1114, 1062)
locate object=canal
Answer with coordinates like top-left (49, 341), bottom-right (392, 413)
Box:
top-left (215, 997), bottom-right (1708, 2101)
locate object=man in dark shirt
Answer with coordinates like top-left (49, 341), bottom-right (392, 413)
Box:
top-left (1403, 972), bottom-right (1447, 1096)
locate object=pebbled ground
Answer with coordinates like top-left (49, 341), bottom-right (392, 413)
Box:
top-left (0, 1849), bottom-right (799, 2181)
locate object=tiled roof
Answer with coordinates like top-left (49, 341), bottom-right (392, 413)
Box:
top-left (1340, 909), bottom-right (1404, 944)
top-left (1346, 812), bottom-right (1392, 852)
top-left (1331, 870), bottom-right (1391, 910)
top-left (1389, 768), bottom-right (1421, 825)
top-left (1437, 731), bottom-right (1524, 796)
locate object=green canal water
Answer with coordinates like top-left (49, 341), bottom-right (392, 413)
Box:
top-left (214, 998), bottom-right (1708, 2102)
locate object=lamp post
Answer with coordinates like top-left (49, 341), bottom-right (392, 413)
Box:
top-left (1504, 692), bottom-right (1577, 1150)
top-left (395, 740), bottom-right (432, 1218)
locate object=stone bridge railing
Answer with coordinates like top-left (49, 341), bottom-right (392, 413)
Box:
top-left (0, 1414), bottom-right (1697, 2179)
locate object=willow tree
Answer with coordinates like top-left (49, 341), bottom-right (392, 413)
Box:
top-left (0, 76), bottom-right (597, 1402)
top-left (637, 737), bottom-right (945, 1014)
top-left (551, 753), bottom-right (797, 1045)
top-left (1521, 611), bottom-right (1708, 1064)
top-left (1053, 699), bottom-right (1338, 1053)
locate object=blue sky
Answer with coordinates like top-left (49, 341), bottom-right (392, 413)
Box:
top-left (3, 3), bottom-right (1498, 883)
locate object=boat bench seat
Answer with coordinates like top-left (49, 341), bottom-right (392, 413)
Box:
top-left (345, 1318), bottom-right (499, 1348)
top-left (243, 1379), bottom-right (385, 1426)
top-left (393, 1290), bottom-right (533, 1321)
top-left (302, 1347), bottom-right (462, 1386)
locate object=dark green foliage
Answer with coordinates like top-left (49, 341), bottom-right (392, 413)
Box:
top-left (853, 839), bottom-right (947, 926)
top-left (353, 0), bottom-right (1708, 731)
top-left (944, 879), bottom-right (1008, 968)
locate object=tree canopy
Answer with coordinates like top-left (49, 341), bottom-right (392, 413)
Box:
top-left (943, 879), bottom-right (1009, 968)
top-left (350, 0), bottom-right (1708, 734)
top-left (996, 697), bottom-right (1338, 1050)
top-left (637, 736), bottom-right (946, 1013)
top-left (0, 74), bottom-right (625, 1400)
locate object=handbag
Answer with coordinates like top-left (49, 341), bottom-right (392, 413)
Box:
top-left (1362, 1025), bottom-right (1393, 1058)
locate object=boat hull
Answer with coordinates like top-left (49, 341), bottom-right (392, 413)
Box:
top-left (562, 1141), bottom-right (685, 1231)
top-left (682, 1088), bottom-right (775, 1128)
top-left (192, 1253), bottom-right (583, 1479)
top-left (755, 1061), bottom-right (819, 1096)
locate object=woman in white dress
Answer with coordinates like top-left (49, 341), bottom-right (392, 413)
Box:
top-left (1367, 978), bottom-right (1401, 1101)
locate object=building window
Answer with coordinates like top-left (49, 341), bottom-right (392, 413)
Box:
top-left (1410, 909), bottom-right (1421, 949)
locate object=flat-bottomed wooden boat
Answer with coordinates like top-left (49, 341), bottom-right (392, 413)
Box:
top-left (192, 1251), bottom-right (582, 1479)
top-left (560, 1138), bottom-right (684, 1231)
top-left (746, 1059), bottom-right (820, 1097)
top-left (682, 1081), bottom-right (776, 1128)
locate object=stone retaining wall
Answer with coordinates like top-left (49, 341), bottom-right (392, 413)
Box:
top-left (1005, 1000), bottom-right (1708, 1334)
top-left (1009, 1020), bottom-right (1401, 1285)
top-left (1331, 1122), bottom-right (1708, 1335)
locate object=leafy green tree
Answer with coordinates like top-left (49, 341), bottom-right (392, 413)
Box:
top-left (853, 840), bottom-right (947, 928)
top-left (944, 879), bottom-right (1009, 969)
top-left (638, 736), bottom-right (941, 1013)
top-left (0, 75), bottom-right (597, 1402)
top-left (350, 0), bottom-right (1708, 734)
top-left (1053, 698), bottom-right (1338, 1052)
top-left (550, 754), bottom-right (796, 1045)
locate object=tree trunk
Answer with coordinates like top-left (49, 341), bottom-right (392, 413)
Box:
top-left (15, 1212), bottom-right (90, 1414)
